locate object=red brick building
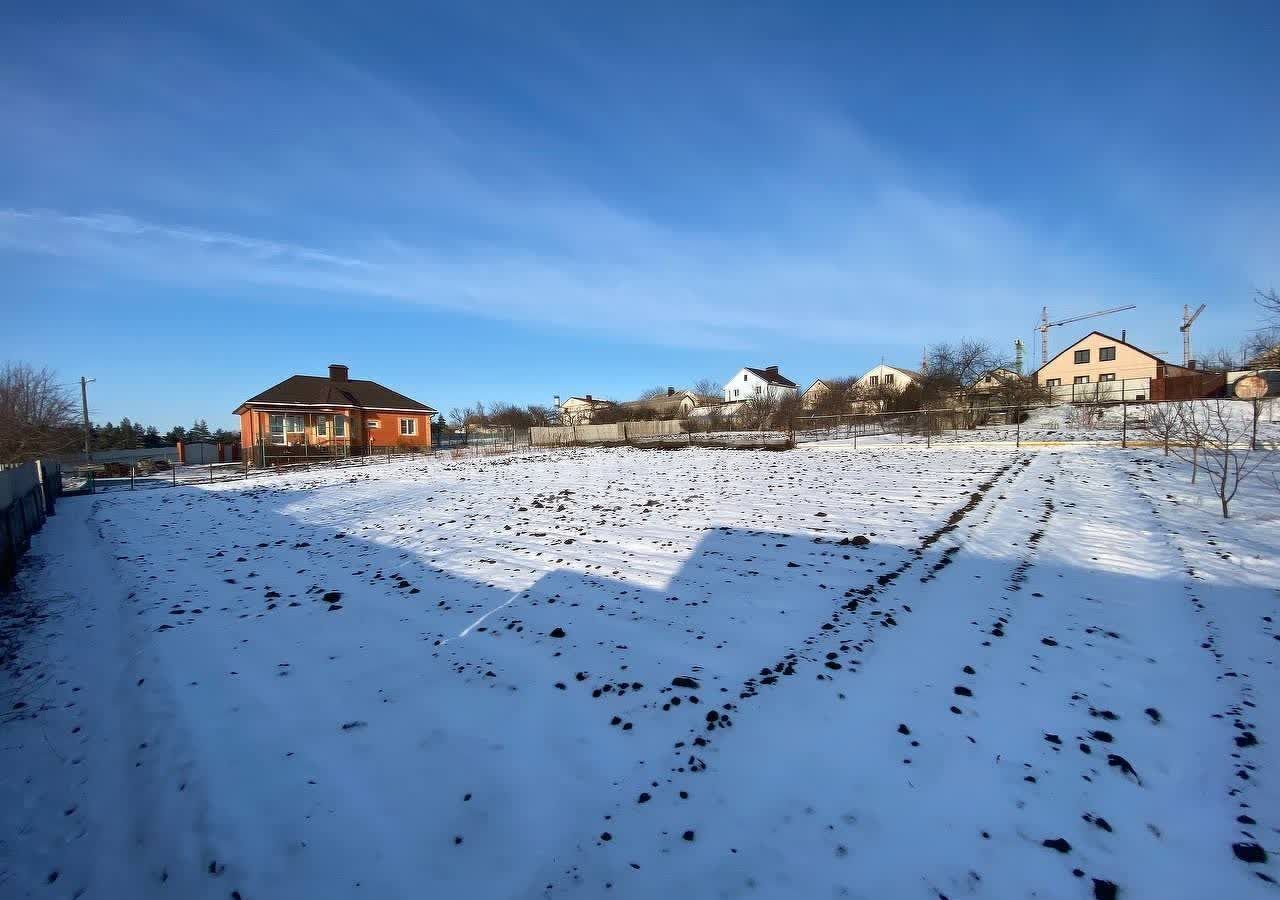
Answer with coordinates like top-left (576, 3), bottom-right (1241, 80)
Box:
top-left (235, 364), bottom-right (436, 462)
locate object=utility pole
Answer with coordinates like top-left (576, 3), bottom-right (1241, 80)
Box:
top-left (80, 376), bottom-right (96, 464)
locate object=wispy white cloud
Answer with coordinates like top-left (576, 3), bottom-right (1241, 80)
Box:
top-left (0, 9), bottom-right (1178, 354)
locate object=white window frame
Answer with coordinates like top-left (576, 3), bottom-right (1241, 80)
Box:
top-left (400, 417), bottom-right (417, 436)
top-left (367, 419), bottom-right (381, 429)
top-left (268, 413), bottom-right (305, 445)
top-left (1074, 375), bottom-right (1090, 384)
top-left (334, 415), bottom-right (347, 438)
top-left (1099, 373), bottom-right (1116, 382)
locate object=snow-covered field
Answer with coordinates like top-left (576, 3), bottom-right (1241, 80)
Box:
top-left (2, 444), bottom-right (1278, 899)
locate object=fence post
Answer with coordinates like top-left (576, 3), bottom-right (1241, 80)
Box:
top-left (209, 462), bottom-right (214, 484)
top-left (1121, 400), bottom-right (1128, 448)
top-left (131, 463), bottom-right (136, 490)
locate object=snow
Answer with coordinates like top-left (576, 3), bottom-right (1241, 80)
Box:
top-left (2, 444), bottom-right (1277, 898)
top-left (808, 400), bottom-right (1280, 449)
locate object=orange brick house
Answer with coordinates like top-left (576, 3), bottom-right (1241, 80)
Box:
top-left (234, 364), bottom-right (436, 463)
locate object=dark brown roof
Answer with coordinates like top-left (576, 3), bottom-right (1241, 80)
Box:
top-left (236, 375), bottom-right (436, 414)
top-left (745, 367), bottom-right (798, 387)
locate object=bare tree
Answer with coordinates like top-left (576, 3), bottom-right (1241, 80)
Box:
top-left (635, 385), bottom-right (669, 401)
top-left (742, 393), bottom-right (779, 431)
top-left (1257, 287), bottom-right (1280, 324)
top-left (1142, 402), bottom-right (1184, 455)
top-left (774, 393), bottom-right (804, 443)
top-left (691, 378), bottom-right (722, 403)
top-left (993, 376), bottom-right (1052, 422)
top-left (806, 377), bottom-right (857, 418)
top-left (1241, 328), bottom-right (1280, 369)
top-left (0, 363), bottom-right (78, 464)
top-left (923, 340), bottom-right (1004, 429)
top-left (1174, 400), bottom-right (1272, 518)
top-left (1064, 380), bottom-right (1117, 431)
top-left (1199, 346), bottom-right (1241, 372)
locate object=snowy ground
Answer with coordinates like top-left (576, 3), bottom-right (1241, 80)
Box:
top-left (804, 400), bottom-right (1280, 449)
top-left (2, 444), bottom-right (1278, 899)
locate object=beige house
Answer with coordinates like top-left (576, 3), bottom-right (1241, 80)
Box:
top-left (802, 379), bottom-right (834, 409)
top-left (856, 364), bottom-right (922, 393)
top-left (559, 395), bottom-right (614, 424)
top-left (1035, 331), bottom-right (1193, 402)
top-left (970, 367), bottom-right (1022, 395)
top-left (616, 388), bottom-right (699, 420)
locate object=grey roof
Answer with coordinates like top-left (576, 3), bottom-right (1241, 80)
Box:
top-left (744, 367), bottom-right (798, 387)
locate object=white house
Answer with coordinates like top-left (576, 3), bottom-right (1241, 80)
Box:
top-left (855, 364), bottom-right (922, 393)
top-left (559, 395), bottom-right (614, 424)
top-left (722, 366), bottom-right (799, 403)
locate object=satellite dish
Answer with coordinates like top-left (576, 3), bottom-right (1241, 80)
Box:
top-left (1234, 375), bottom-right (1269, 400)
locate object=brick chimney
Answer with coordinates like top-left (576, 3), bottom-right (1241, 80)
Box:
top-left (329, 364), bottom-right (349, 381)
top-left (667, 386), bottom-right (675, 396)
top-left (585, 394), bottom-right (593, 401)
top-left (765, 365), bottom-right (779, 376)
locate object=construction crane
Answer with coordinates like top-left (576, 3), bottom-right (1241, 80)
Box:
top-left (1038, 305), bottom-right (1137, 367)
top-left (1180, 303), bottom-right (1206, 367)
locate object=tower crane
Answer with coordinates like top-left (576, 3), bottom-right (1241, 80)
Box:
top-left (1180, 303), bottom-right (1206, 367)
top-left (1038, 305), bottom-right (1137, 367)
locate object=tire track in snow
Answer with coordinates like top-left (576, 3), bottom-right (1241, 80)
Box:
top-left (1120, 453), bottom-right (1278, 887)
top-left (540, 452), bottom-right (1034, 895)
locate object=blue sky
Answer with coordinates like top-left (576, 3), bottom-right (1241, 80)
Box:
top-left (3, 1), bottom-right (1277, 430)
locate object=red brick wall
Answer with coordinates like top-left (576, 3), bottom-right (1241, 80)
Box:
top-left (239, 407), bottom-right (432, 450)
top-left (361, 411), bottom-right (432, 447)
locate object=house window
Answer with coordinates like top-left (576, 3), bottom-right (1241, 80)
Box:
top-left (400, 418), bottom-right (417, 436)
top-left (334, 415), bottom-right (346, 438)
top-left (316, 416), bottom-right (329, 437)
top-left (754, 385), bottom-right (762, 395)
top-left (1099, 346), bottom-right (1116, 362)
top-left (1074, 375), bottom-right (1090, 384)
top-left (367, 419), bottom-right (381, 429)
top-left (733, 388), bottom-right (740, 398)
top-left (1074, 349), bottom-right (1090, 364)
top-left (743, 374), bottom-right (748, 381)
top-left (869, 375), bottom-right (880, 386)
top-left (1099, 373), bottom-right (1116, 382)
top-left (268, 414), bottom-right (304, 445)
top-left (1045, 378), bottom-right (1061, 387)
top-left (884, 373), bottom-right (895, 385)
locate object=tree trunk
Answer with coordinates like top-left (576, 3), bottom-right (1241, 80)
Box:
top-left (1221, 495), bottom-right (1229, 519)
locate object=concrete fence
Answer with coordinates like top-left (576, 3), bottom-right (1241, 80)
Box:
top-left (1, 460), bottom-right (60, 586)
top-left (54, 446), bottom-right (179, 466)
top-left (531, 420), bottom-right (684, 446)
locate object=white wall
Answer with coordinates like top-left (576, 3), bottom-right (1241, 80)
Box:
top-left (723, 369), bottom-right (798, 402)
